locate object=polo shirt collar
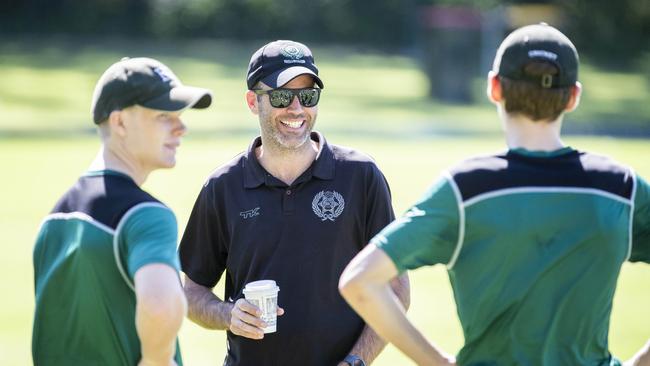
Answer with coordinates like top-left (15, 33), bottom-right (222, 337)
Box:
top-left (243, 131), bottom-right (335, 188)
top-left (83, 169), bottom-right (136, 183)
top-left (508, 146), bottom-right (575, 158)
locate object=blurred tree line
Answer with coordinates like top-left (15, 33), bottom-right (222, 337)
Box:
top-left (0, 0), bottom-right (413, 47)
top-left (1, 0), bottom-right (648, 67)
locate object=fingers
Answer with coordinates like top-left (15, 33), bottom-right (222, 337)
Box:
top-left (277, 306), bottom-right (285, 316)
top-left (236, 298), bottom-right (262, 317)
top-left (230, 316), bottom-right (265, 339)
top-left (229, 299), bottom-right (266, 339)
top-left (234, 305), bottom-right (266, 329)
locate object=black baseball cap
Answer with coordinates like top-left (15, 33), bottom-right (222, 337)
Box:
top-left (91, 57), bottom-right (213, 124)
top-left (493, 23), bottom-right (579, 89)
top-left (246, 40), bottom-right (324, 90)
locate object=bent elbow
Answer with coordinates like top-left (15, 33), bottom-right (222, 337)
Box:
top-left (338, 270), bottom-right (367, 306)
top-left (137, 287), bottom-right (187, 327)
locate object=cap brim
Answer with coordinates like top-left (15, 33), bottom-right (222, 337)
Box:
top-left (141, 85), bottom-right (212, 112)
top-left (262, 66), bottom-right (324, 89)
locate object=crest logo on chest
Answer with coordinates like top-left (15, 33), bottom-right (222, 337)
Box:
top-left (312, 191), bottom-right (345, 222)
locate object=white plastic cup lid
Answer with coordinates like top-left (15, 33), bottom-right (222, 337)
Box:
top-left (243, 280), bottom-right (279, 295)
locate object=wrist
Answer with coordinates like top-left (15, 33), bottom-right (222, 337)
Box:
top-left (138, 352), bottom-right (174, 366)
top-left (218, 300), bottom-right (235, 329)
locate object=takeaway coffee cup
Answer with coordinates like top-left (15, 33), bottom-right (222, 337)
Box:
top-left (243, 280), bottom-right (280, 333)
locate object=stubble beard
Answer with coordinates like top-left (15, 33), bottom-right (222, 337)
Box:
top-left (260, 113), bottom-right (316, 154)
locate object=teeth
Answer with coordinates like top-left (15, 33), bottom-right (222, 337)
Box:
top-left (281, 120), bottom-right (303, 129)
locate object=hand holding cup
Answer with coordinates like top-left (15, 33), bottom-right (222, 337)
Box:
top-left (229, 280), bottom-right (283, 340)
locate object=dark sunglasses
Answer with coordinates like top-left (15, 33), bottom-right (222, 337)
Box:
top-left (252, 87), bottom-right (321, 108)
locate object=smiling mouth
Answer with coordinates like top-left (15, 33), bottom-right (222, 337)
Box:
top-left (280, 120), bottom-right (304, 129)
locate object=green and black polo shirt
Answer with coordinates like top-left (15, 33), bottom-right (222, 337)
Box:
top-left (374, 147), bottom-right (650, 366)
top-left (32, 170), bottom-right (183, 366)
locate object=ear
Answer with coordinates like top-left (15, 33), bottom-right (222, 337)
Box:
top-left (564, 81), bottom-right (582, 112)
top-left (486, 71), bottom-right (502, 104)
top-left (246, 90), bottom-right (259, 115)
top-left (107, 110), bottom-right (127, 138)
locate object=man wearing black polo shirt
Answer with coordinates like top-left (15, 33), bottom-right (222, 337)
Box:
top-left (179, 40), bottom-right (410, 366)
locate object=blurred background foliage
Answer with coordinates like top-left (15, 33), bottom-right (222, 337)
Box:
top-left (1, 0), bottom-right (649, 137)
top-left (1, 0), bottom-right (648, 65)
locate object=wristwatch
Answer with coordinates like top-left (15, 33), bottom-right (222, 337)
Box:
top-left (343, 354), bottom-right (366, 366)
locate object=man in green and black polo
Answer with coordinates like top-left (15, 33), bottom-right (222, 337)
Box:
top-left (32, 57), bottom-right (212, 365)
top-left (340, 24), bottom-right (650, 366)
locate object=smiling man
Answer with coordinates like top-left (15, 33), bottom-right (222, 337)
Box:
top-left (178, 40), bottom-right (409, 366)
top-left (32, 57), bottom-right (212, 366)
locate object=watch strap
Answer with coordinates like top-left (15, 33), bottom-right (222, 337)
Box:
top-left (343, 354), bottom-right (366, 366)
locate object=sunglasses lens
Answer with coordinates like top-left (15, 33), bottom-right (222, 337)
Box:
top-left (264, 88), bottom-right (320, 108)
top-left (298, 89), bottom-right (320, 107)
top-left (269, 90), bottom-right (293, 108)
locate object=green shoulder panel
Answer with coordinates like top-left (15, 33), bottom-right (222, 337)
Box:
top-left (114, 202), bottom-right (180, 289)
top-left (372, 173), bottom-right (461, 273)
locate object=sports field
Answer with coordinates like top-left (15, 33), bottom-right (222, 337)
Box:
top-left (1, 40), bottom-right (648, 365)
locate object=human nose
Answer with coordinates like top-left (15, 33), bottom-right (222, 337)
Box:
top-left (286, 93), bottom-right (303, 112)
top-left (173, 117), bottom-right (187, 137)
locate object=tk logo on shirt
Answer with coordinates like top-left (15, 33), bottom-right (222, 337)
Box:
top-left (240, 207), bottom-right (260, 219)
top-left (312, 191), bottom-right (345, 222)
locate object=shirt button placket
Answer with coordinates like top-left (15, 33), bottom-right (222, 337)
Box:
top-left (283, 188), bottom-right (295, 215)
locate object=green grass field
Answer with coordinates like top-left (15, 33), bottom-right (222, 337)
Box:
top-left (1, 39), bottom-right (649, 365)
top-left (2, 38), bottom-right (649, 137)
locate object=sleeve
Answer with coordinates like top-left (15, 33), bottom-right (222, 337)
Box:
top-left (629, 174), bottom-right (650, 263)
top-left (178, 182), bottom-right (228, 288)
top-left (363, 163), bottom-right (396, 245)
top-left (120, 204), bottom-right (180, 279)
top-left (371, 174), bottom-right (461, 274)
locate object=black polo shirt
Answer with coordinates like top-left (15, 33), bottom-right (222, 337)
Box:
top-left (179, 132), bottom-right (395, 366)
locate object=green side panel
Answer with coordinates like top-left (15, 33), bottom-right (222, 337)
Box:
top-left (33, 219), bottom-right (139, 365)
top-left (630, 175), bottom-right (650, 263)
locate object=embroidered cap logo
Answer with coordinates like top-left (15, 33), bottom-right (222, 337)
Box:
top-left (281, 46), bottom-right (304, 60)
top-left (152, 66), bottom-right (173, 83)
top-left (280, 46), bottom-right (306, 64)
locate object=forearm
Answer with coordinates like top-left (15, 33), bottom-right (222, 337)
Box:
top-left (136, 298), bottom-right (185, 365)
top-left (627, 340), bottom-right (650, 366)
top-left (183, 276), bottom-right (233, 330)
top-left (344, 274), bottom-right (411, 364)
top-left (342, 280), bottom-right (449, 366)
top-left (340, 246), bottom-right (452, 366)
